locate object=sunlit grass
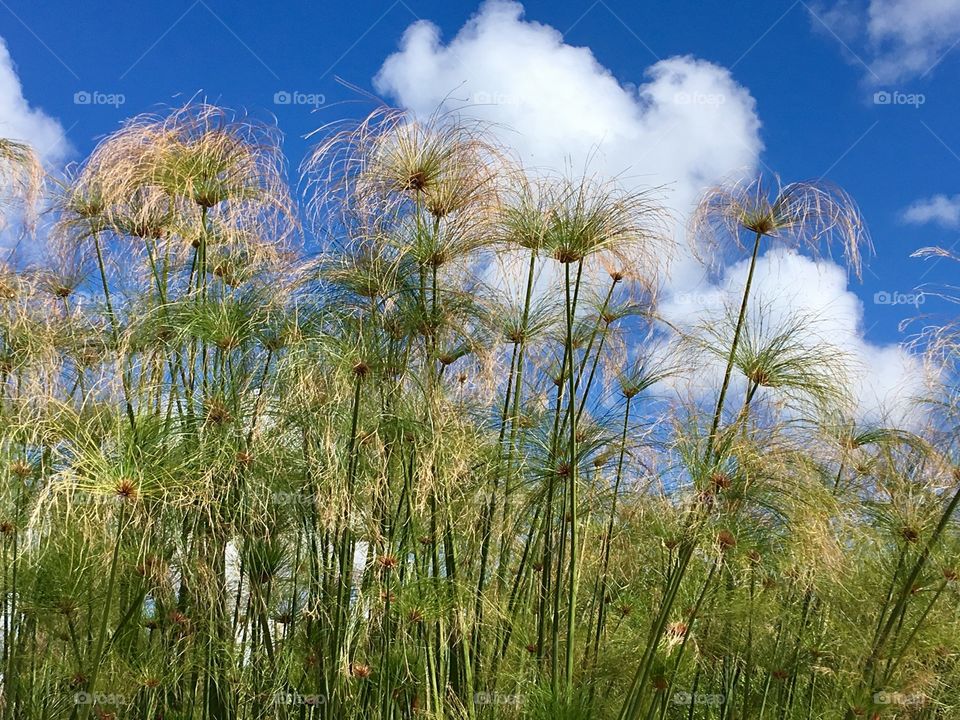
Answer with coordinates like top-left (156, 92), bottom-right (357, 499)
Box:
top-left (0, 105), bottom-right (956, 720)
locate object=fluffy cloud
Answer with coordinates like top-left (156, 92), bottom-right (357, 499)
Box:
top-left (660, 247), bottom-right (928, 428)
top-left (375, 1), bottom-right (761, 224)
top-left (0, 37), bottom-right (69, 164)
top-left (814, 0), bottom-right (960, 83)
top-left (0, 36), bottom-right (69, 253)
top-left (902, 194), bottom-right (960, 228)
top-left (868, 0), bottom-right (960, 81)
top-left (374, 0), bottom-right (925, 424)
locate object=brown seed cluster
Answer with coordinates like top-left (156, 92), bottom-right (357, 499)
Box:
top-left (115, 478), bottom-right (139, 502)
top-left (716, 529), bottom-right (737, 550)
top-left (710, 471), bottom-right (732, 490)
top-left (350, 662), bottom-right (372, 679)
top-left (378, 554), bottom-right (399, 570)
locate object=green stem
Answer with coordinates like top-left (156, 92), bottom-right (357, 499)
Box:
top-left (708, 229), bottom-right (762, 458)
top-left (563, 260), bottom-right (580, 691)
top-left (79, 502), bottom-right (128, 720)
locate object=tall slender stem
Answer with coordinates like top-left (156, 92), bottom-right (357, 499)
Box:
top-left (79, 502), bottom-right (128, 720)
top-left (708, 229), bottom-right (762, 457)
top-left (563, 260), bottom-right (579, 691)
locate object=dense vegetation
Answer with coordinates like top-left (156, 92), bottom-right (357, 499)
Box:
top-left (0, 105), bottom-right (957, 720)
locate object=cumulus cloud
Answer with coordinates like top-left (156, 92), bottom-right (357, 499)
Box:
top-left (902, 194), bottom-right (960, 228)
top-left (0, 36), bottom-right (69, 254)
top-left (813, 0), bottom-right (960, 83)
top-left (374, 0), bottom-right (925, 424)
top-left (374, 1), bottom-right (761, 223)
top-left (0, 37), bottom-right (69, 164)
top-left (660, 247), bottom-right (928, 427)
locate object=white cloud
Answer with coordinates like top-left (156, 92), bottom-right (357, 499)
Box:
top-left (868, 0), bottom-right (960, 81)
top-left (0, 37), bottom-right (69, 164)
top-left (661, 247), bottom-right (928, 428)
top-left (902, 194), bottom-right (960, 228)
top-left (375, 0), bottom-right (761, 226)
top-left (374, 0), bottom-right (925, 424)
top-left (814, 0), bottom-right (960, 83)
top-left (0, 36), bottom-right (70, 253)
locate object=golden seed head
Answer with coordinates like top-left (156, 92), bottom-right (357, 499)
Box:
top-left (666, 621), bottom-right (688, 638)
top-left (350, 662), bottom-right (372, 679)
top-left (378, 554), bottom-right (399, 570)
top-left (10, 460), bottom-right (32, 479)
top-left (716, 529), bottom-right (737, 550)
top-left (115, 478), bottom-right (139, 502)
top-left (711, 471), bottom-right (732, 490)
top-left (205, 400), bottom-right (232, 426)
top-left (405, 170), bottom-right (428, 192)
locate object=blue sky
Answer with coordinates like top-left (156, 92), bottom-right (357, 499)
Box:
top-left (0, 0), bottom-right (957, 420)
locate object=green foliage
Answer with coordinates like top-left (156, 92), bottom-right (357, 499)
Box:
top-left (0, 105), bottom-right (956, 720)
